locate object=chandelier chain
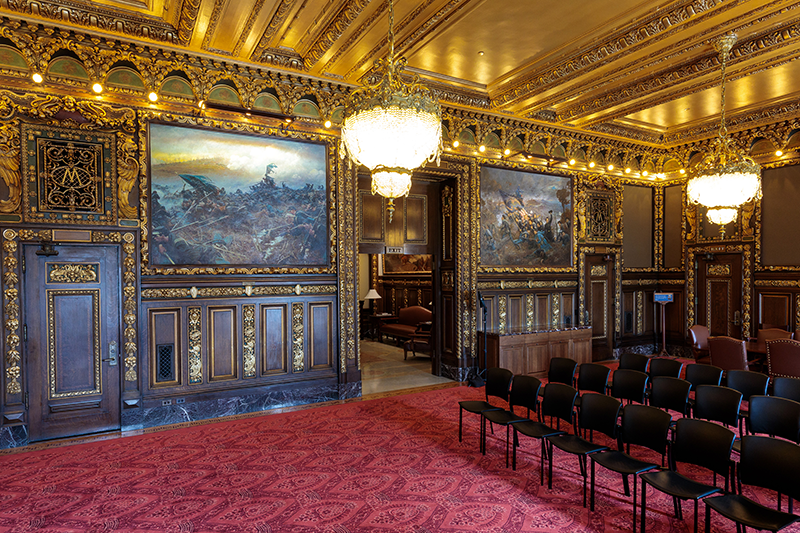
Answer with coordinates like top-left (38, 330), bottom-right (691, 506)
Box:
top-left (388, 0), bottom-right (395, 64)
top-left (719, 41), bottom-right (729, 139)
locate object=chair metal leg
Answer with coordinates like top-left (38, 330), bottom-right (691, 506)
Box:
top-left (641, 477), bottom-right (647, 533)
top-left (633, 474), bottom-right (638, 533)
top-left (459, 408), bottom-right (463, 442)
top-left (693, 498), bottom-right (699, 533)
top-left (512, 428), bottom-right (517, 471)
top-left (548, 441), bottom-right (554, 489)
top-left (705, 502), bottom-right (711, 533)
top-left (540, 438), bottom-right (546, 485)
top-left (622, 473), bottom-right (631, 496)
top-left (579, 455), bottom-right (588, 508)
top-left (505, 424), bottom-right (510, 468)
top-left (590, 458), bottom-right (596, 511)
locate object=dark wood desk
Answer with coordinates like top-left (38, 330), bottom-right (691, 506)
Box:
top-left (478, 325), bottom-right (592, 377)
top-left (745, 340), bottom-right (767, 371)
top-left (367, 314), bottom-right (397, 341)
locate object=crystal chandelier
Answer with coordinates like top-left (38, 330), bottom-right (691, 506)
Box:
top-left (686, 34), bottom-right (761, 227)
top-left (340, 0), bottom-right (442, 222)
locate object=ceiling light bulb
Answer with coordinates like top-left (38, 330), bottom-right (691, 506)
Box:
top-left (31, 72), bottom-right (43, 83)
top-left (776, 150), bottom-right (783, 157)
top-left (679, 169), bottom-right (686, 175)
top-left (642, 170), bottom-right (649, 176)
top-left (588, 161), bottom-right (595, 168)
top-left (324, 120), bottom-right (332, 128)
top-left (607, 164), bottom-right (614, 171)
top-left (478, 51), bottom-right (485, 56)
top-left (569, 159), bottom-right (576, 165)
top-left (148, 92), bottom-right (158, 102)
top-left (92, 82), bottom-right (103, 94)
top-left (453, 140), bottom-right (459, 148)
top-left (503, 148), bottom-right (511, 155)
top-left (198, 100), bottom-right (205, 109)
top-left (625, 168), bottom-right (631, 174)
top-left (479, 145), bottom-right (486, 152)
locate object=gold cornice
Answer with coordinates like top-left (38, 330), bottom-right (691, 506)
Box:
top-left (200, 0), bottom-right (228, 52)
top-left (320, 1), bottom-right (389, 73)
top-left (304, 0), bottom-right (371, 70)
top-left (249, 0), bottom-right (298, 62)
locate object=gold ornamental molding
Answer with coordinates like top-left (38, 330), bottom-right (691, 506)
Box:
top-left (188, 307), bottom-right (202, 384)
top-left (291, 302), bottom-right (304, 373)
top-left (551, 292), bottom-right (560, 328)
top-left (141, 284), bottom-right (337, 300)
top-left (498, 294), bottom-right (507, 333)
top-left (590, 265), bottom-right (607, 277)
top-left (622, 279), bottom-right (685, 286)
top-left (636, 291), bottom-right (644, 335)
top-left (525, 294), bottom-right (535, 330)
top-left (121, 232), bottom-right (138, 383)
top-left (47, 289), bottom-right (101, 398)
top-left (477, 280), bottom-right (578, 290)
top-left (2, 229), bottom-right (21, 396)
top-left (337, 161), bottom-right (357, 373)
top-left (47, 263), bottom-right (98, 284)
top-left (754, 280), bottom-right (800, 287)
top-left (243, 304), bottom-right (256, 378)
top-left (707, 264), bottom-right (732, 276)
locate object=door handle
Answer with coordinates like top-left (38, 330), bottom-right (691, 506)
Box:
top-left (732, 311), bottom-right (741, 326)
top-left (102, 341), bottom-right (117, 366)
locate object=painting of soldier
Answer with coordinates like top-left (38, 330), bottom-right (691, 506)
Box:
top-left (149, 123), bottom-right (328, 267)
top-left (382, 254), bottom-right (433, 274)
top-left (480, 166), bottom-right (572, 268)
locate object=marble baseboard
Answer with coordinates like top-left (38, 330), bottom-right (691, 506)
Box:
top-left (338, 381), bottom-right (362, 400)
top-left (123, 382), bottom-right (341, 432)
top-left (0, 424), bottom-right (28, 449)
top-left (441, 363), bottom-right (469, 382)
top-left (614, 343), bottom-right (692, 360)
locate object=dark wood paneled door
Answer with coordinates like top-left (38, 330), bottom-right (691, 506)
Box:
top-left (586, 254), bottom-right (615, 361)
top-left (696, 252), bottom-right (743, 338)
top-left (24, 244), bottom-right (121, 442)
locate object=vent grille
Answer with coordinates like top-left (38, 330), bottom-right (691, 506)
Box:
top-left (156, 344), bottom-right (175, 382)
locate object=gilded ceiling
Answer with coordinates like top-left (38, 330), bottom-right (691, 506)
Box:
top-left (2, 0), bottom-right (800, 148)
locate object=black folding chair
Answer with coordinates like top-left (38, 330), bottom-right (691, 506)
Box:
top-left (649, 358), bottom-right (685, 380)
top-left (693, 385), bottom-right (742, 428)
top-left (574, 363), bottom-right (611, 410)
top-left (610, 369), bottom-right (649, 405)
top-left (727, 369), bottom-right (769, 435)
top-left (620, 353), bottom-right (650, 373)
top-left (547, 393), bottom-right (621, 507)
top-left (649, 376), bottom-right (691, 419)
top-left (773, 376), bottom-right (800, 403)
top-left (481, 375), bottom-right (541, 466)
top-left (685, 364), bottom-right (723, 415)
top-left (590, 404), bottom-right (672, 533)
top-left (733, 395), bottom-right (800, 456)
top-left (640, 418), bottom-right (734, 533)
top-left (458, 367), bottom-right (512, 447)
top-left (511, 383), bottom-right (578, 485)
top-left (704, 436), bottom-right (800, 533)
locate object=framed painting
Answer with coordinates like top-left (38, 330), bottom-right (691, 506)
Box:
top-left (382, 254), bottom-right (433, 274)
top-left (148, 122), bottom-right (329, 268)
top-left (480, 166), bottom-right (572, 269)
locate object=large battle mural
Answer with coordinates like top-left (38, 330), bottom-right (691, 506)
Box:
top-left (148, 123), bottom-right (328, 267)
top-left (480, 166), bottom-right (572, 268)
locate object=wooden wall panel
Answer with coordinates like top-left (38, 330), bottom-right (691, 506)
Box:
top-left (758, 292), bottom-right (791, 329)
top-left (261, 304), bottom-right (287, 375)
top-left (359, 190), bottom-right (385, 244)
top-left (149, 308), bottom-right (180, 388)
top-left (536, 295), bottom-right (549, 326)
top-left (442, 294), bottom-right (454, 354)
top-left (209, 306), bottom-right (236, 382)
top-left (623, 291), bottom-right (635, 334)
top-left (509, 295), bottom-right (524, 330)
top-left (310, 303), bottom-right (333, 370)
top-left (404, 194), bottom-right (427, 244)
top-left (762, 166), bottom-right (800, 266)
top-left (561, 293), bottom-right (575, 326)
top-left (622, 185), bottom-right (653, 268)
top-left (664, 185), bottom-right (683, 269)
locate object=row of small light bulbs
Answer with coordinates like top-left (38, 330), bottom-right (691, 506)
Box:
top-left (448, 139), bottom-right (668, 178)
top-left (31, 72), bottom-right (161, 102)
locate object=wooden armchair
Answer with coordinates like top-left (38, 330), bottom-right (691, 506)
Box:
top-left (403, 320), bottom-right (433, 360)
top-left (688, 324), bottom-right (710, 361)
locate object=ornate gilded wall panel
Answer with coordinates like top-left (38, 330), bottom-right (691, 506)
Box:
top-left (3, 229), bottom-right (21, 396)
top-left (243, 304), bottom-right (256, 378)
top-left (636, 291), bottom-right (644, 335)
top-left (498, 295), bottom-right (507, 333)
top-left (292, 302), bottom-right (304, 373)
top-left (47, 289), bottom-right (101, 398)
top-left (46, 263), bottom-right (98, 283)
top-left (551, 292), bottom-right (560, 328)
top-left (121, 233), bottom-right (138, 384)
top-left (188, 306), bottom-right (202, 384)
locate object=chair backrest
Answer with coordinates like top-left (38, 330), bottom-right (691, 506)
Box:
top-left (548, 357), bottom-right (577, 386)
top-left (508, 374), bottom-right (542, 415)
top-left (578, 393), bottom-right (621, 439)
top-left (672, 418), bottom-right (735, 477)
top-left (540, 383), bottom-right (579, 425)
top-left (739, 435), bottom-right (800, 502)
top-left (610, 369), bottom-right (649, 404)
top-left (773, 376), bottom-right (800, 403)
top-left (726, 370), bottom-right (769, 402)
top-left (766, 338), bottom-right (800, 379)
top-left (485, 367), bottom-right (513, 403)
top-left (748, 395), bottom-right (800, 443)
top-left (576, 363), bottom-right (611, 395)
top-left (619, 353), bottom-right (649, 373)
top-left (620, 404), bottom-right (672, 455)
top-left (648, 358), bottom-right (684, 379)
top-left (649, 376), bottom-right (691, 416)
top-left (756, 328), bottom-right (793, 343)
top-left (689, 325), bottom-right (710, 350)
top-left (685, 363), bottom-right (723, 390)
top-left (694, 385), bottom-right (742, 427)
top-left (708, 336), bottom-right (749, 371)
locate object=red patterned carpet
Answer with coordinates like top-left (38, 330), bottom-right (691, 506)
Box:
top-left (0, 385), bottom-right (797, 532)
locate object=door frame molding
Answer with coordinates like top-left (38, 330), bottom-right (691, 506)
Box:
top-left (686, 243), bottom-right (753, 340)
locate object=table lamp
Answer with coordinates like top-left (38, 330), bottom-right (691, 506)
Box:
top-left (363, 289), bottom-right (381, 314)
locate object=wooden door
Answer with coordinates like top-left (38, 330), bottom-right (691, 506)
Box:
top-left (24, 244), bottom-right (121, 441)
top-left (696, 252), bottom-right (743, 338)
top-left (586, 254), bottom-right (615, 360)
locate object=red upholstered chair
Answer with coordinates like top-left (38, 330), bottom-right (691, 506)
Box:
top-left (766, 338), bottom-right (800, 379)
top-left (688, 325), bottom-right (710, 361)
top-left (748, 328), bottom-right (793, 371)
top-left (708, 336), bottom-right (749, 372)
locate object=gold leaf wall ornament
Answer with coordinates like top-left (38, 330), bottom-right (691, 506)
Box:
top-left (498, 295), bottom-right (507, 333)
top-left (243, 304), bottom-right (256, 378)
top-left (636, 291), bottom-right (644, 335)
top-left (551, 292), bottom-right (560, 328)
top-left (0, 117), bottom-right (21, 213)
top-left (47, 263), bottom-right (98, 283)
top-left (3, 230), bottom-right (21, 395)
top-left (292, 302), bottom-right (304, 373)
top-left (121, 233), bottom-right (138, 383)
top-left (707, 264), bottom-right (731, 276)
top-left (116, 133), bottom-right (138, 219)
top-left (590, 264), bottom-right (607, 277)
top-left (188, 307), bottom-right (202, 384)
